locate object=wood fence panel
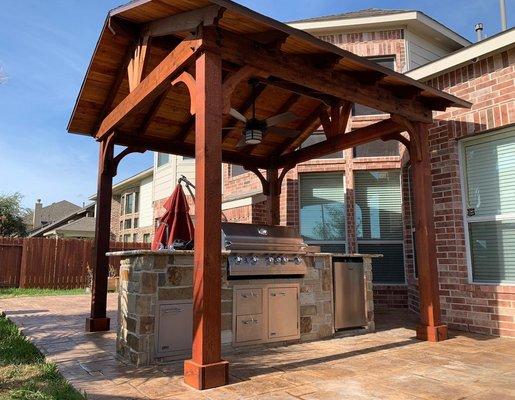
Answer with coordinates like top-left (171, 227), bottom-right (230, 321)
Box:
top-left (0, 238), bottom-right (23, 287)
top-left (0, 237), bottom-right (150, 289)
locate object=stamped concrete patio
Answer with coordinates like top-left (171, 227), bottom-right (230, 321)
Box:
top-left (1, 294), bottom-right (514, 400)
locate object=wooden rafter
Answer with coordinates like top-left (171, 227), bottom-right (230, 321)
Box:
top-left (96, 37), bottom-right (202, 139)
top-left (276, 103), bottom-right (326, 155)
top-left (128, 34), bottom-right (150, 92)
top-left (222, 65), bottom-right (268, 114)
top-left (219, 31), bottom-right (434, 123)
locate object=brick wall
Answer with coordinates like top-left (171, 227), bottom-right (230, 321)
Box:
top-left (406, 48), bottom-right (515, 336)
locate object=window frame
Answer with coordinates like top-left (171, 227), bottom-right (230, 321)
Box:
top-left (459, 127), bottom-right (515, 285)
top-left (156, 152), bottom-right (170, 168)
top-left (354, 169), bottom-right (406, 285)
top-left (299, 131), bottom-right (345, 160)
top-left (298, 172), bottom-right (348, 252)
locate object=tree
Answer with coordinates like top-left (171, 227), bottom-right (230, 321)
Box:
top-left (0, 193), bottom-right (29, 237)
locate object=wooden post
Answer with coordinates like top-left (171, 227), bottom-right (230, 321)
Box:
top-left (266, 168), bottom-right (280, 226)
top-left (409, 122), bottom-right (447, 342)
top-left (85, 138), bottom-right (114, 332)
top-left (184, 29), bottom-right (229, 390)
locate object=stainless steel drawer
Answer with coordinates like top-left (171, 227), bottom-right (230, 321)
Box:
top-left (235, 288), bottom-right (263, 315)
top-left (235, 314), bottom-right (263, 343)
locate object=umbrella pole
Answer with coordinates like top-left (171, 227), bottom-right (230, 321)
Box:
top-left (179, 175), bottom-right (228, 222)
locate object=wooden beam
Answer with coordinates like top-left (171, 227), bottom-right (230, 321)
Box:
top-left (96, 37), bottom-right (203, 140)
top-left (184, 29), bottom-right (229, 390)
top-left (137, 88), bottom-right (169, 136)
top-left (276, 118), bottom-right (402, 168)
top-left (143, 5), bottom-right (224, 37)
top-left (114, 133), bottom-right (269, 169)
top-left (86, 137), bottom-right (115, 332)
top-left (218, 31), bottom-right (434, 123)
top-left (266, 169), bottom-right (280, 226)
top-left (261, 77), bottom-right (337, 105)
top-left (396, 118), bottom-right (447, 342)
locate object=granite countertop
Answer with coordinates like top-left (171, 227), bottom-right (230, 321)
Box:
top-left (107, 249), bottom-right (382, 258)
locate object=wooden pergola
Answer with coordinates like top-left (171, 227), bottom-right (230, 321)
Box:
top-left (68, 0), bottom-right (471, 390)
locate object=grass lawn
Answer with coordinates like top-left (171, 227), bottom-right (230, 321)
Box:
top-left (0, 314), bottom-right (84, 399)
top-left (0, 288), bottom-right (86, 299)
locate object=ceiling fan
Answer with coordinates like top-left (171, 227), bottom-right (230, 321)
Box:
top-left (224, 80), bottom-right (301, 148)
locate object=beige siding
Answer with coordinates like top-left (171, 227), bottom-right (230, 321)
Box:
top-left (153, 153), bottom-right (176, 201)
top-left (139, 176), bottom-right (154, 227)
top-left (406, 30), bottom-right (453, 70)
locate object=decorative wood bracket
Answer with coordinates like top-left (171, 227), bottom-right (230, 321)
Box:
top-left (246, 165), bottom-right (295, 196)
top-left (172, 71), bottom-right (197, 115)
top-left (99, 133), bottom-right (145, 177)
top-left (381, 132), bottom-right (411, 151)
top-left (391, 115), bottom-right (423, 162)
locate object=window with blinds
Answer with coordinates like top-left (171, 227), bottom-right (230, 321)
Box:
top-left (299, 173), bottom-right (346, 247)
top-left (355, 170), bottom-right (404, 283)
top-left (462, 128), bottom-right (515, 283)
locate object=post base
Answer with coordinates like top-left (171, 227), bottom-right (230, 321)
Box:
top-left (85, 317), bottom-right (110, 332)
top-left (184, 359), bottom-right (229, 390)
top-left (416, 324), bottom-right (447, 342)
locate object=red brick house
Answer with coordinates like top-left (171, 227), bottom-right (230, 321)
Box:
top-left (147, 10), bottom-right (515, 337)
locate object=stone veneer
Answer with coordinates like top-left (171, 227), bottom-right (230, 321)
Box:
top-left (113, 250), bottom-right (375, 366)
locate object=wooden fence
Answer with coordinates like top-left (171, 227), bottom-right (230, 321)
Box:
top-left (0, 237), bottom-right (150, 289)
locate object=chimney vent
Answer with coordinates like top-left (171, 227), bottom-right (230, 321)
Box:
top-left (475, 23), bottom-right (484, 42)
top-left (33, 200), bottom-right (43, 229)
top-left (500, 0), bottom-right (508, 31)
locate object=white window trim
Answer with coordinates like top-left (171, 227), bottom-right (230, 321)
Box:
top-left (298, 172), bottom-right (348, 252)
top-left (459, 128), bottom-right (515, 286)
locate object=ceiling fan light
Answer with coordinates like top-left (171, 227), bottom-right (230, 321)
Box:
top-left (244, 129), bottom-right (263, 145)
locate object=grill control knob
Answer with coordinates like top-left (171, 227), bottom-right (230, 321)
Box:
top-left (235, 256), bottom-right (243, 264)
top-left (274, 256), bottom-right (282, 264)
top-left (293, 256), bottom-right (303, 265)
top-left (281, 256), bottom-right (289, 264)
top-left (251, 256), bottom-right (258, 264)
top-left (266, 256), bottom-right (274, 265)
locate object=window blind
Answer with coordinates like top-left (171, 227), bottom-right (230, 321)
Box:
top-left (354, 171), bottom-right (403, 240)
top-left (299, 173), bottom-right (345, 242)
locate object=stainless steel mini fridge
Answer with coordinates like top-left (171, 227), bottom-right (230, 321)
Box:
top-left (333, 258), bottom-right (367, 330)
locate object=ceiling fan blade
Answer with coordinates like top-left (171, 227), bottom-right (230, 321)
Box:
top-left (265, 111), bottom-right (298, 127)
top-left (222, 126), bottom-right (240, 130)
top-left (266, 126), bottom-right (301, 138)
top-left (229, 108), bottom-right (247, 123)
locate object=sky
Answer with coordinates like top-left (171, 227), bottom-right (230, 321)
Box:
top-left (0, 1), bottom-right (513, 209)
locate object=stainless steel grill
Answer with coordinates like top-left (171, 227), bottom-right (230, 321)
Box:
top-left (222, 222), bottom-right (308, 277)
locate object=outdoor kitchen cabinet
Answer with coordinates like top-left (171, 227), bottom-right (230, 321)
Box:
top-left (156, 301), bottom-right (193, 357)
top-left (233, 283), bottom-right (300, 346)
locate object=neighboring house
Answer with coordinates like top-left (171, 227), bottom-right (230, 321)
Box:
top-left (24, 199), bottom-right (82, 233)
top-left (91, 168), bottom-right (155, 243)
top-left (29, 203), bottom-right (96, 239)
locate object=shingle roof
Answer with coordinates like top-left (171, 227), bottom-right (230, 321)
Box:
top-left (54, 216), bottom-right (95, 233)
top-left (289, 8), bottom-right (412, 24)
top-left (24, 200), bottom-right (81, 227)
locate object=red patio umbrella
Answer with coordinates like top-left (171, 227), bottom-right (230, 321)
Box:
top-left (151, 183), bottom-right (194, 250)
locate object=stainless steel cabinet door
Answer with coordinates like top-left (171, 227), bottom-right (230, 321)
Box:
top-left (268, 287), bottom-right (299, 340)
top-left (333, 261), bottom-right (366, 329)
top-left (157, 302), bottom-right (193, 355)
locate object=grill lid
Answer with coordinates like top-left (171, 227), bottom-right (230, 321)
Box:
top-left (222, 222), bottom-right (306, 252)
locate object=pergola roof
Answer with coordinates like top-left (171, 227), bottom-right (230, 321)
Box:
top-left (68, 0), bottom-right (471, 168)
